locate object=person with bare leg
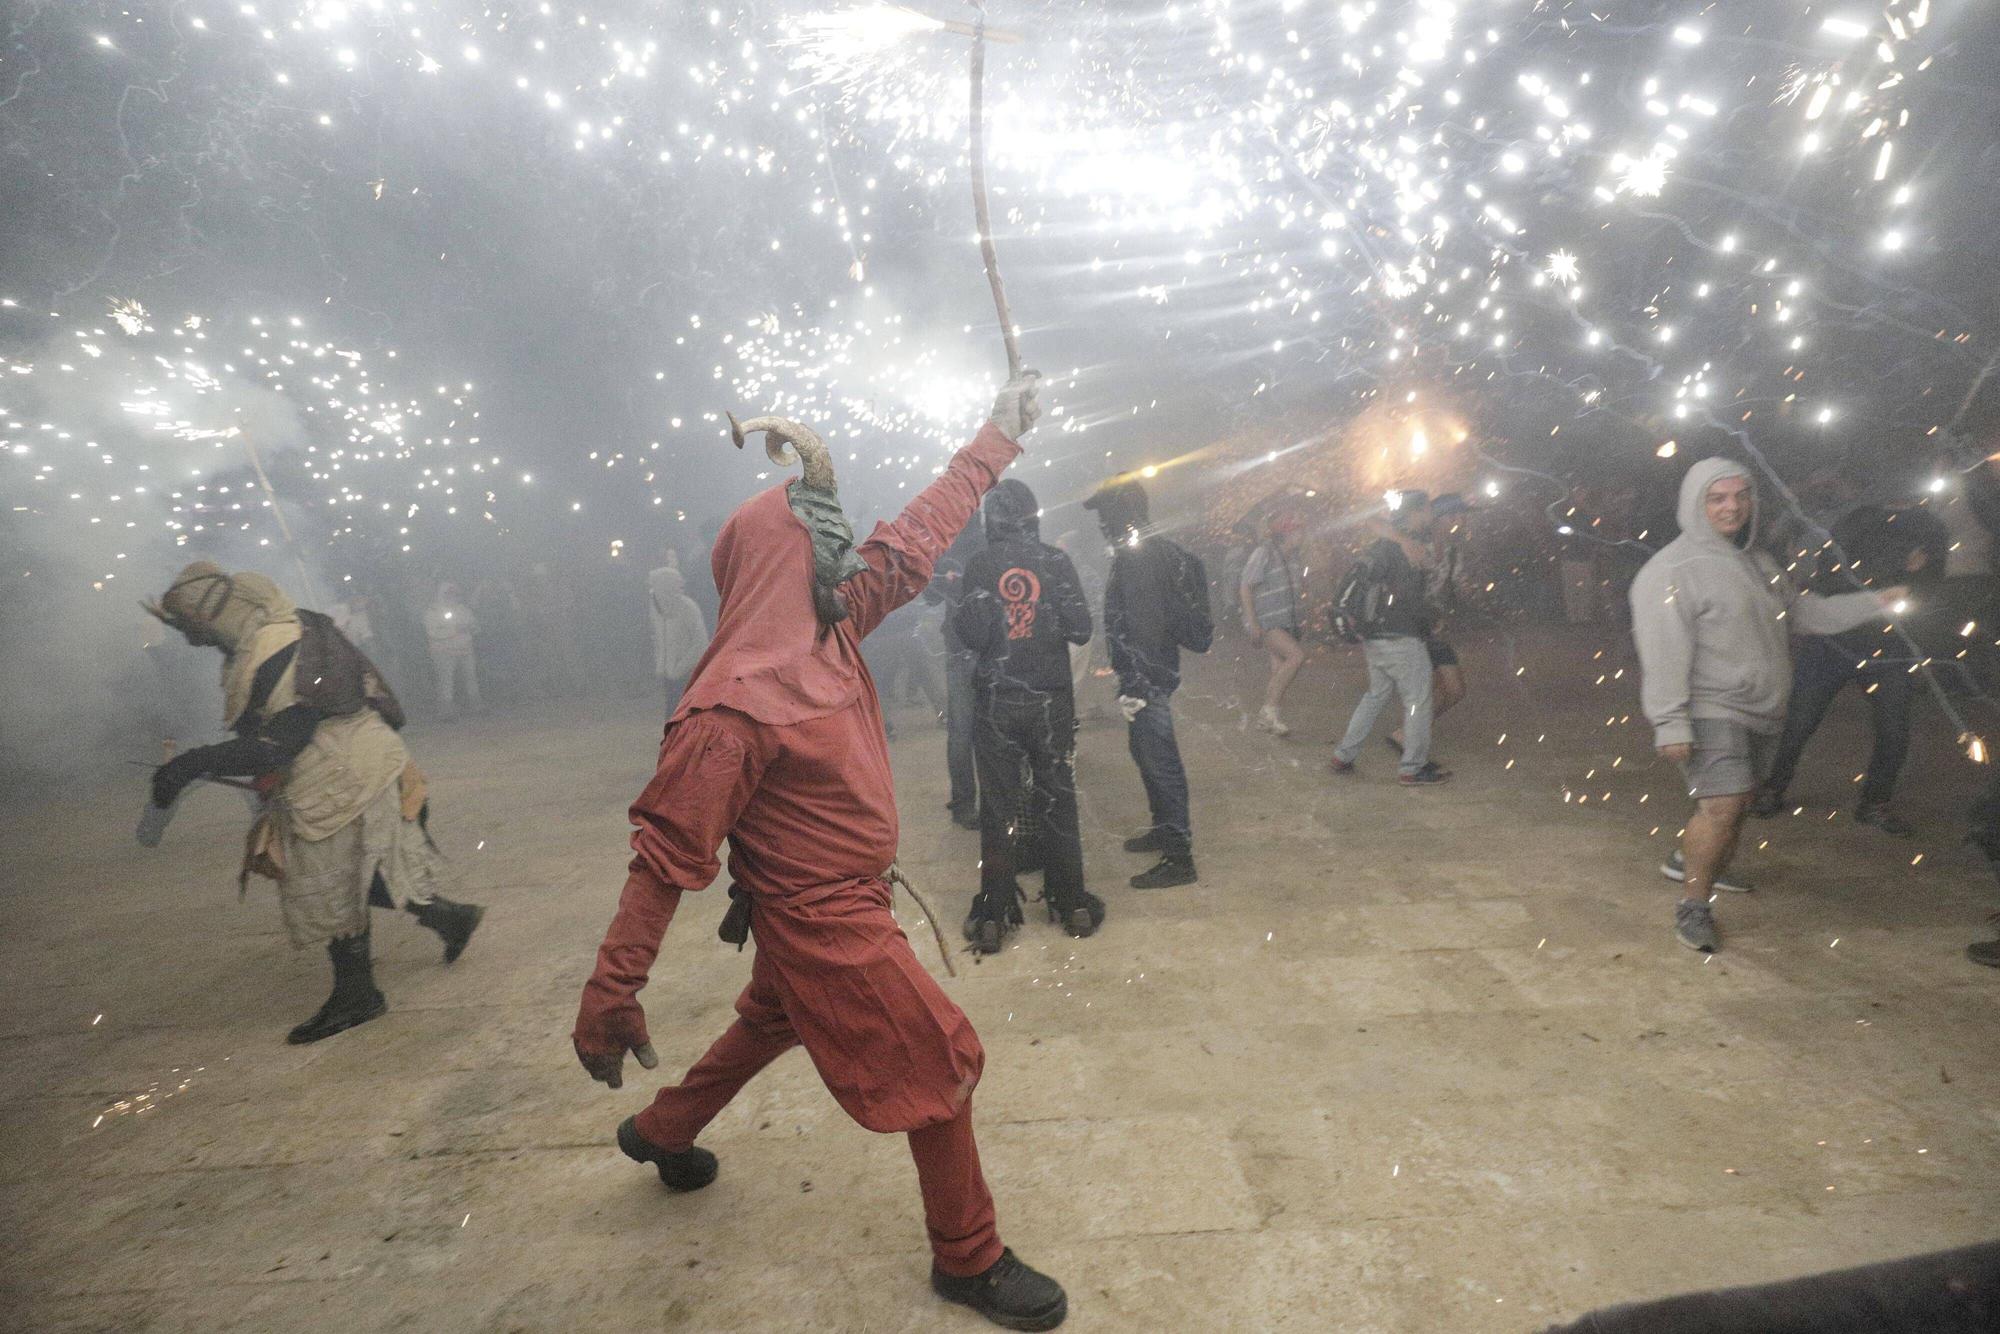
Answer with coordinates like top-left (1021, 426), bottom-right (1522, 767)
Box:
top-left (1630, 459), bottom-right (1904, 952)
top-left (1240, 513), bottom-right (1305, 735)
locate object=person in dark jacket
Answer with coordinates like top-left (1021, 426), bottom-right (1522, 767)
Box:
top-left (1749, 503), bottom-right (1948, 834)
top-left (927, 526), bottom-right (986, 828)
top-left (1084, 478), bottom-right (1213, 890)
top-left (1330, 490), bottom-right (1452, 785)
top-left (951, 480), bottom-right (1099, 952)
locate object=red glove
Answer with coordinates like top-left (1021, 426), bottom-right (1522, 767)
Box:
top-left (573, 871), bottom-right (681, 1089)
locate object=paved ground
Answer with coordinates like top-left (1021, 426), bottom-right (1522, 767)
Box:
top-left (4, 626), bottom-right (1996, 1332)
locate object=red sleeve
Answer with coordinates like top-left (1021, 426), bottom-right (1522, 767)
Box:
top-left (627, 709), bottom-right (768, 894)
top-left (841, 424), bottom-right (1021, 639)
top-left (575, 710), bottom-right (768, 1058)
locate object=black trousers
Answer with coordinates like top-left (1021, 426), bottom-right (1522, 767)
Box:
top-left (1764, 635), bottom-right (1912, 808)
top-left (971, 689), bottom-right (1085, 919)
top-left (1539, 1239), bottom-right (2000, 1334)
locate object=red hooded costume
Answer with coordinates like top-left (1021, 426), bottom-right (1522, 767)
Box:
top-left (574, 423), bottom-right (1021, 1276)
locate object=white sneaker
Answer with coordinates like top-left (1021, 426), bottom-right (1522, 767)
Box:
top-left (1257, 705), bottom-right (1290, 737)
top-left (1661, 851), bottom-right (1753, 893)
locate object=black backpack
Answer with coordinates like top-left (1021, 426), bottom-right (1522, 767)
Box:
top-left (1332, 554), bottom-right (1386, 644)
top-left (1164, 543), bottom-right (1214, 653)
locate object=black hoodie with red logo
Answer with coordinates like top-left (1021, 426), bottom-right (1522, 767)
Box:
top-left (950, 478), bottom-right (1093, 698)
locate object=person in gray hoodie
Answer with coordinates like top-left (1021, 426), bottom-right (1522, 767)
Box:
top-left (1630, 458), bottom-right (1905, 953)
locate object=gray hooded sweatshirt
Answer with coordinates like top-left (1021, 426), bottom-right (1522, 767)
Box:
top-left (1630, 458), bottom-right (1885, 746)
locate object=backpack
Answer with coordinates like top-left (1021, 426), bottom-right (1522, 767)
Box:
top-left (1164, 543), bottom-right (1214, 653)
top-left (244, 610), bottom-right (406, 731)
top-left (1332, 553), bottom-right (1388, 644)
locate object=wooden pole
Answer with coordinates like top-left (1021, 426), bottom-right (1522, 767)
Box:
top-left (967, 5), bottom-right (1022, 377)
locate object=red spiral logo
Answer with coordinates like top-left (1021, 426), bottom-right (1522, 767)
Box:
top-left (999, 567), bottom-right (1041, 640)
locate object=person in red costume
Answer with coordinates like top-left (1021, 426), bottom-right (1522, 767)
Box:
top-left (571, 372), bottom-right (1067, 1332)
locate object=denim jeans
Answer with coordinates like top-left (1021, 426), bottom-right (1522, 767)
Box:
top-left (1764, 634), bottom-right (1912, 807)
top-left (1127, 691), bottom-right (1192, 858)
top-left (945, 646), bottom-right (979, 816)
top-left (1334, 635), bottom-right (1433, 774)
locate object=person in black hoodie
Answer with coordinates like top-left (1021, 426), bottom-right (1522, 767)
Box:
top-left (1084, 478), bottom-right (1213, 889)
top-left (951, 479), bottom-right (1101, 951)
top-left (1750, 502), bottom-right (1949, 834)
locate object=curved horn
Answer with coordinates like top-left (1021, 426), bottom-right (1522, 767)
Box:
top-left (727, 413), bottom-right (837, 493)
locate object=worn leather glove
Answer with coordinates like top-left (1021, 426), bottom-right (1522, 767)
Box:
top-left (987, 370), bottom-right (1042, 441)
top-left (573, 871), bottom-right (679, 1089)
top-left (1117, 694), bottom-right (1148, 723)
top-left (151, 750), bottom-right (208, 808)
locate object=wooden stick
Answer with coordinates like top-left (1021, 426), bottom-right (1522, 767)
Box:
top-left (888, 864), bottom-right (959, 978)
top-left (967, 6), bottom-right (1022, 378)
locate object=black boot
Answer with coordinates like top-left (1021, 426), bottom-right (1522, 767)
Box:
top-left (286, 931), bottom-right (387, 1045)
top-left (617, 1116), bottom-right (718, 1191)
top-left (932, 1248), bottom-right (1068, 1331)
top-left (1059, 890), bottom-right (1105, 939)
top-left (407, 895), bottom-right (486, 963)
top-left (1130, 856), bottom-right (1196, 890)
top-left (964, 889), bottom-right (1017, 956)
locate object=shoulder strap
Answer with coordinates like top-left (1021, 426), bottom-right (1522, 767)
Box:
top-left (243, 640), bottom-right (300, 724)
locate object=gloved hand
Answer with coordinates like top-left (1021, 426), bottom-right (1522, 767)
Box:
top-left (1117, 694), bottom-right (1148, 723)
top-left (136, 798), bottom-right (178, 848)
top-left (573, 871), bottom-right (680, 1089)
top-left (151, 750), bottom-right (208, 808)
top-left (987, 370), bottom-right (1042, 441)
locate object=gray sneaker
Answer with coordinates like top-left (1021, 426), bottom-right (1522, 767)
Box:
top-left (1675, 899), bottom-right (1719, 953)
top-left (1662, 850), bottom-right (1752, 893)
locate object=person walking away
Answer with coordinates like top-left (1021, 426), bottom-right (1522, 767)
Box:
top-left (423, 582), bottom-right (481, 720)
top-left (1085, 478), bottom-right (1214, 889)
top-left (927, 526), bottom-right (986, 828)
top-left (570, 375), bottom-right (1067, 1330)
top-left (1750, 503), bottom-right (1947, 835)
top-left (139, 564), bottom-right (485, 1043)
top-left (1240, 513), bottom-right (1306, 735)
top-left (1630, 459), bottom-right (1905, 953)
top-left (648, 551), bottom-right (709, 720)
top-left (950, 479), bottom-right (1098, 952)
top-left (1389, 492), bottom-right (1471, 756)
top-left (1329, 490), bottom-right (1450, 785)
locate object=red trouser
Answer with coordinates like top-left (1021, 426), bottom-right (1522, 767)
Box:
top-left (633, 950), bottom-right (1003, 1277)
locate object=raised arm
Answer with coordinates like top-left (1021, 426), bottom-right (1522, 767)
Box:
top-left (573, 709), bottom-right (768, 1088)
top-left (839, 375), bottom-right (1039, 637)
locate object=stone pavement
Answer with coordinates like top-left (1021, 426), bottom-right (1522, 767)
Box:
top-left (4, 627), bottom-right (1995, 1332)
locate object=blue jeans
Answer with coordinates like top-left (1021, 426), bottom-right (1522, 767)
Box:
top-left (945, 646), bottom-right (979, 816)
top-left (1127, 691), bottom-right (1192, 858)
top-left (1334, 636), bottom-right (1433, 774)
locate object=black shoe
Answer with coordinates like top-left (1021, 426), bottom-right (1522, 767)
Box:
top-left (1122, 828), bottom-right (1165, 854)
top-left (969, 917), bottom-right (1004, 955)
top-left (1855, 802), bottom-right (1914, 837)
top-left (1967, 939), bottom-right (2000, 969)
top-left (1398, 762), bottom-right (1451, 786)
top-left (616, 1116), bottom-right (719, 1191)
top-left (1749, 787), bottom-right (1786, 819)
top-left (1130, 857), bottom-right (1196, 890)
top-left (286, 931), bottom-right (387, 1045)
top-left (407, 895), bottom-right (486, 963)
top-left (1061, 891), bottom-right (1105, 939)
top-left (932, 1248), bottom-right (1067, 1331)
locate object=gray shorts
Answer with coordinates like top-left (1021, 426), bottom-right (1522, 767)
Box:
top-left (1681, 719), bottom-right (1775, 799)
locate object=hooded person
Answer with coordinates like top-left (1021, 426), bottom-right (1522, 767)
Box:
top-left (949, 478), bottom-right (1097, 952)
top-left (140, 562), bottom-right (484, 1044)
top-left (569, 372), bottom-right (1070, 1332)
top-left (647, 554), bottom-right (709, 718)
top-left (1630, 458), bottom-right (1906, 952)
top-left (1084, 477), bottom-right (1213, 889)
